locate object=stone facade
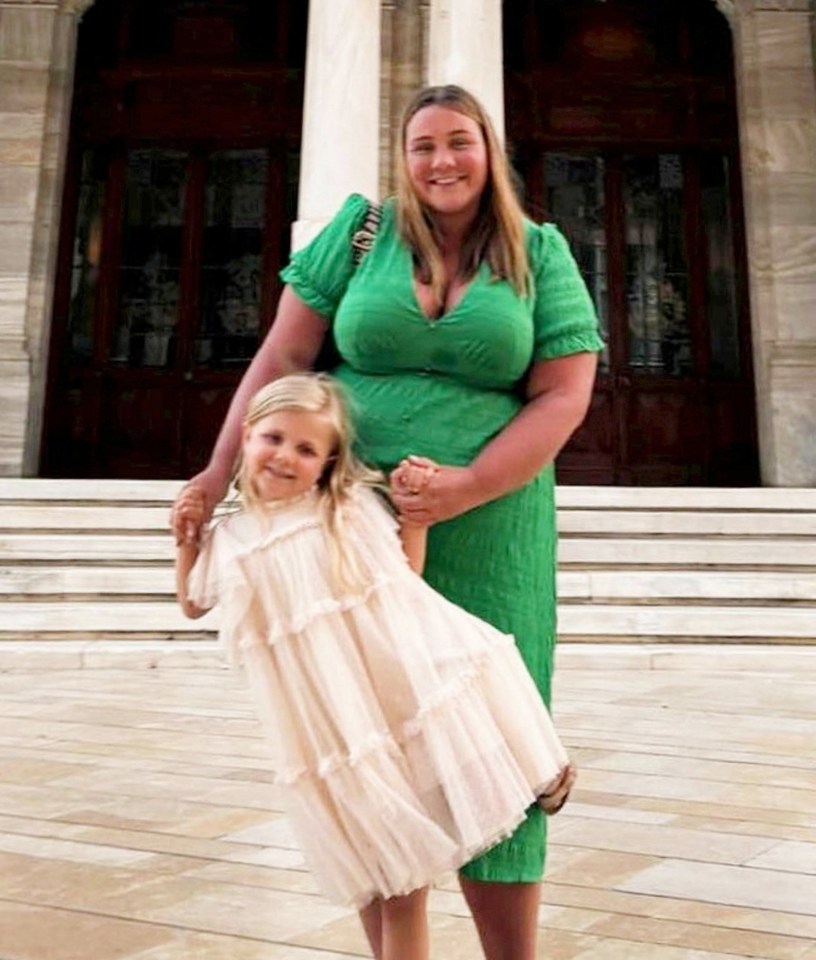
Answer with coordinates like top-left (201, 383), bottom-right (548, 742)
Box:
top-left (1, 0), bottom-right (815, 485)
top-left (729, 0), bottom-right (816, 483)
top-left (0, 2), bottom-right (76, 474)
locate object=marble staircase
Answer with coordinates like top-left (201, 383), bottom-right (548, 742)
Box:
top-left (1, 480), bottom-right (815, 656)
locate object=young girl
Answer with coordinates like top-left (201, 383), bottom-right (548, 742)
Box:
top-left (175, 373), bottom-right (574, 960)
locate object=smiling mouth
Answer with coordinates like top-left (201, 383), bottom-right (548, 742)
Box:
top-left (264, 466), bottom-right (295, 480)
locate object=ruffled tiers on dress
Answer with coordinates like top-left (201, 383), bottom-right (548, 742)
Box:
top-left (188, 487), bottom-right (568, 907)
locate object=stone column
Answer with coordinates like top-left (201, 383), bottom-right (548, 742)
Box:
top-left (427, 0), bottom-right (504, 138)
top-left (292, 0), bottom-right (381, 251)
top-left (0, 1), bottom-right (82, 476)
top-left (380, 0), bottom-right (424, 196)
top-left (726, 0), bottom-right (816, 485)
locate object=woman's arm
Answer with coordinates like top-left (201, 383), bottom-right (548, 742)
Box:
top-left (392, 351), bottom-right (598, 525)
top-left (171, 287), bottom-right (328, 542)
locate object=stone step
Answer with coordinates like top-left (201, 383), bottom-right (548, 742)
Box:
top-left (0, 481), bottom-right (813, 647)
top-left (0, 600), bottom-right (812, 641)
top-left (0, 600), bottom-right (217, 634)
top-left (3, 479), bottom-right (816, 511)
top-left (3, 533), bottom-right (816, 567)
top-left (555, 486), bottom-right (816, 511)
top-left (558, 604), bottom-right (816, 641)
top-left (557, 570), bottom-right (816, 603)
top-left (0, 566), bottom-right (173, 595)
top-left (0, 505), bottom-right (172, 532)
top-left (4, 565), bottom-right (815, 605)
top-left (2, 504), bottom-right (815, 538)
top-left (559, 538), bottom-right (816, 568)
top-left (557, 510), bottom-right (816, 537)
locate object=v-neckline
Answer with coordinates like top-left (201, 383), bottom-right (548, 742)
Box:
top-left (407, 253), bottom-right (480, 323)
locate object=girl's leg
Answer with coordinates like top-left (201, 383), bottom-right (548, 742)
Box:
top-left (380, 886), bottom-right (430, 960)
top-left (359, 898), bottom-right (383, 959)
top-left (459, 877), bottom-right (540, 960)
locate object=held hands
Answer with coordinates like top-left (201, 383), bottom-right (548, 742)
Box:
top-left (389, 455), bottom-right (481, 526)
top-left (170, 470), bottom-right (224, 545)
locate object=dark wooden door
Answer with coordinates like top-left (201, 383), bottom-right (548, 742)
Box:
top-left (42, 0), bottom-right (306, 478)
top-left (505, 0), bottom-right (759, 485)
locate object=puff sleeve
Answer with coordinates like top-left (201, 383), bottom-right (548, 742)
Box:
top-left (528, 222), bottom-right (605, 361)
top-left (279, 193), bottom-right (371, 319)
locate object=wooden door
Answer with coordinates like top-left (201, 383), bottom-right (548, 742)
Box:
top-left (505, 0), bottom-right (759, 485)
top-left (42, 0), bottom-right (306, 478)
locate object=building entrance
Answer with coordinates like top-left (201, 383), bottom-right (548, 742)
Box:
top-left (506, 0), bottom-right (759, 484)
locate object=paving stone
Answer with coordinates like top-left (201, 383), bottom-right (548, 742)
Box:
top-left (0, 654), bottom-right (813, 958)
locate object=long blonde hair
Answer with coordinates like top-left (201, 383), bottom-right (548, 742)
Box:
top-left (396, 84), bottom-right (530, 310)
top-left (237, 374), bottom-right (382, 592)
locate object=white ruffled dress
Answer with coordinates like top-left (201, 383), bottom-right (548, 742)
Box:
top-left (188, 485), bottom-right (568, 908)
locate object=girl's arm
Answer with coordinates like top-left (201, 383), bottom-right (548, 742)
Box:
top-left (173, 486), bottom-right (211, 618)
top-left (175, 541), bottom-right (210, 620)
top-left (399, 522), bottom-right (428, 574)
top-left (171, 287), bottom-right (329, 543)
top-left (392, 456), bottom-right (437, 573)
top-left (392, 351), bottom-right (598, 525)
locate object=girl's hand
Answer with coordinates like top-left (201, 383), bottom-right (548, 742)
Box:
top-left (391, 455), bottom-right (439, 497)
top-left (537, 763), bottom-right (576, 815)
top-left (390, 458), bottom-right (482, 526)
top-left (170, 470), bottom-right (224, 544)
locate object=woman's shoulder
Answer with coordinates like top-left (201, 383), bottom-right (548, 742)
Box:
top-left (524, 219), bottom-right (565, 257)
top-left (525, 219), bottom-right (582, 274)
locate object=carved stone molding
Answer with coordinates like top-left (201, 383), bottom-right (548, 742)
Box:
top-left (59, 0), bottom-right (96, 16)
top-left (712, 0), bottom-right (813, 18)
top-left (712, 0), bottom-right (737, 22)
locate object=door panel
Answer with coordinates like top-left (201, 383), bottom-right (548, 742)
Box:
top-left (506, 0), bottom-right (759, 485)
top-left (43, 0), bottom-right (305, 479)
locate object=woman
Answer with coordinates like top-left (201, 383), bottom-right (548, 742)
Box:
top-left (172, 84), bottom-right (603, 960)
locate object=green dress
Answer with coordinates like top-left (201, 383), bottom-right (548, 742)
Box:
top-left (281, 194), bottom-right (603, 882)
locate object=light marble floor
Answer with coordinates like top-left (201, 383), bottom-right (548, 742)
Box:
top-left (0, 646), bottom-right (814, 960)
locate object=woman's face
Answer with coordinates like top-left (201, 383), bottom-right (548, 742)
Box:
top-left (404, 105), bottom-right (488, 223)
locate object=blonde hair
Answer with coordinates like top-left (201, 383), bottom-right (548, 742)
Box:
top-left (237, 373), bottom-right (382, 592)
top-left (396, 84), bottom-right (530, 310)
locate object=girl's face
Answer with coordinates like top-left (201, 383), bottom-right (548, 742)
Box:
top-left (242, 409), bottom-right (335, 502)
top-left (405, 105), bottom-right (488, 222)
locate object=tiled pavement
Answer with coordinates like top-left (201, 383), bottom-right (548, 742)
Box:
top-left (0, 644), bottom-right (815, 960)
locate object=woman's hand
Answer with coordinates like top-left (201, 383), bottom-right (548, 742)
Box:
top-left (390, 455), bottom-right (482, 526)
top-left (170, 469), bottom-right (225, 545)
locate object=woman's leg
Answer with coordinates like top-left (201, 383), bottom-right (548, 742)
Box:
top-left (380, 886), bottom-right (430, 960)
top-left (359, 899), bottom-right (383, 959)
top-left (459, 877), bottom-right (541, 960)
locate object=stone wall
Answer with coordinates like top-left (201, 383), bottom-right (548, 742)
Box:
top-left (0, 2), bottom-right (77, 476)
top-left (729, 0), bottom-right (816, 484)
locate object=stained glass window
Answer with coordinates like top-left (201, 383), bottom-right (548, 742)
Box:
top-left (112, 150), bottom-right (187, 368)
top-left (624, 154), bottom-right (692, 376)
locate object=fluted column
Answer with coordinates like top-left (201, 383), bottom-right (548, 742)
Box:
top-left (427, 0), bottom-right (504, 139)
top-left (292, 0), bottom-right (381, 250)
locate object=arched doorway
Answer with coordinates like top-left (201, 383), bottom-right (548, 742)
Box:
top-left (506, 0), bottom-right (759, 485)
top-left (43, 0), bottom-right (307, 478)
